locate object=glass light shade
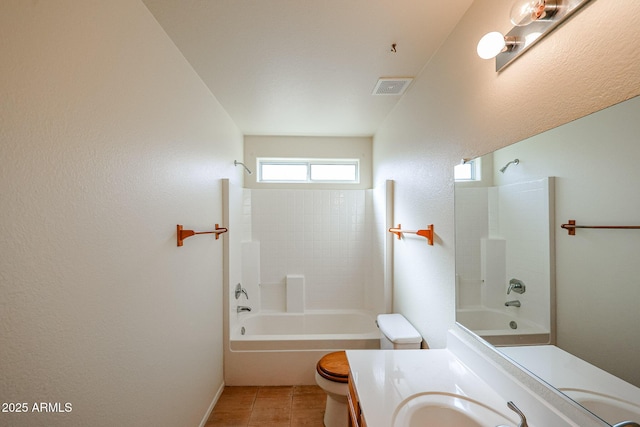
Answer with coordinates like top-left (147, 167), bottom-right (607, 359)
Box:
top-left (510, 0), bottom-right (549, 26)
top-left (477, 32), bottom-right (506, 60)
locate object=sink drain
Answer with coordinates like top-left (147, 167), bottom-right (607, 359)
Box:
top-left (509, 321), bottom-right (518, 330)
top-left (241, 326), bottom-right (246, 335)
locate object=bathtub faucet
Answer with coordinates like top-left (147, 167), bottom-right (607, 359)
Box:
top-left (237, 306), bottom-right (252, 313)
top-left (505, 300), bottom-right (521, 307)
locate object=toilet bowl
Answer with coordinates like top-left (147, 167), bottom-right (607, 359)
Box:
top-left (315, 314), bottom-right (423, 427)
top-left (315, 351), bottom-right (349, 427)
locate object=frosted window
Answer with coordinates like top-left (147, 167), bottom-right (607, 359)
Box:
top-left (258, 158), bottom-right (359, 184)
top-left (260, 164), bottom-right (308, 181)
top-left (310, 164), bottom-right (357, 181)
top-left (455, 159), bottom-right (481, 181)
top-left (455, 163), bottom-right (473, 180)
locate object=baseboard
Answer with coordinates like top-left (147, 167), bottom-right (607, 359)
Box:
top-left (199, 381), bottom-right (225, 427)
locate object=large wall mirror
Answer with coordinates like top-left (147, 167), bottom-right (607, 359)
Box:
top-left (455, 95), bottom-right (640, 425)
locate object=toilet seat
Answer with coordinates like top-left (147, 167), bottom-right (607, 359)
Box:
top-left (316, 351), bottom-right (349, 383)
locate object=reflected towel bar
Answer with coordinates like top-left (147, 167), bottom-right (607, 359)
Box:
top-left (388, 224), bottom-right (434, 245)
top-left (561, 219), bottom-right (640, 236)
top-left (177, 224), bottom-right (228, 246)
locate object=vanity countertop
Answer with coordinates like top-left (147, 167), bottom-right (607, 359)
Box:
top-left (501, 345), bottom-right (640, 424)
top-left (346, 348), bottom-right (514, 427)
top-left (501, 345), bottom-right (640, 399)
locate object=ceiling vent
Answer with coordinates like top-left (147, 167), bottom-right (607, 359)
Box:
top-left (372, 78), bottom-right (413, 96)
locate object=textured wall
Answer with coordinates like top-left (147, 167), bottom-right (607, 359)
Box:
top-left (0, 1), bottom-right (242, 426)
top-left (374, 0), bottom-right (640, 349)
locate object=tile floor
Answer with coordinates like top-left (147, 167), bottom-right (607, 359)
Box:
top-left (205, 385), bottom-right (327, 427)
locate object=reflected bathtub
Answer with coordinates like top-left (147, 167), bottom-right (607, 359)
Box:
top-left (456, 307), bottom-right (550, 346)
top-left (225, 310), bottom-right (380, 385)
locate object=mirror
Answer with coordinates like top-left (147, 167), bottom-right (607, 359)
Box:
top-left (455, 95), bottom-right (640, 424)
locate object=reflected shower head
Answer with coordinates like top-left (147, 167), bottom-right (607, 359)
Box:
top-left (234, 160), bottom-right (253, 175)
top-left (500, 158), bottom-right (519, 173)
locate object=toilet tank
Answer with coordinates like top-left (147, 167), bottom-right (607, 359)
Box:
top-left (376, 314), bottom-right (422, 349)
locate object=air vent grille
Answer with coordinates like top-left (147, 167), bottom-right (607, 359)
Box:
top-left (372, 78), bottom-right (413, 96)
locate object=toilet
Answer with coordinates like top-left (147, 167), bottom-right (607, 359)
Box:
top-left (315, 351), bottom-right (350, 427)
top-left (315, 314), bottom-right (422, 427)
top-left (376, 313), bottom-right (423, 349)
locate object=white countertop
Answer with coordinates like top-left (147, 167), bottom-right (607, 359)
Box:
top-left (501, 345), bottom-right (640, 424)
top-left (346, 348), bottom-right (514, 427)
top-left (501, 345), bottom-right (640, 399)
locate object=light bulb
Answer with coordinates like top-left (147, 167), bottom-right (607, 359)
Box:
top-left (510, 0), bottom-right (557, 26)
top-left (477, 32), bottom-right (506, 60)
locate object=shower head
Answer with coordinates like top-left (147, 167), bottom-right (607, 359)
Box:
top-left (234, 160), bottom-right (253, 175)
top-left (499, 158), bottom-right (519, 173)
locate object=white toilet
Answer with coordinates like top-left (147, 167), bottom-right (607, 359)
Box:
top-left (315, 313), bottom-right (422, 427)
top-left (376, 313), bottom-right (423, 350)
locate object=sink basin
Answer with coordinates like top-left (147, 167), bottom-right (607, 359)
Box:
top-left (392, 392), bottom-right (516, 427)
top-left (559, 388), bottom-right (640, 425)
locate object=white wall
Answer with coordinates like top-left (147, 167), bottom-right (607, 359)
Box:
top-left (0, 1), bottom-right (242, 426)
top-left (493, 96), bottom-right (640, 387)
top-left (247, 189), bottom-right (380, 312)
top-left (493, 179), bottom-right (553, 330)
top-left (373, 0), bottom-right (640, 349)
top-left (241, 134), bottom-right (380, 313)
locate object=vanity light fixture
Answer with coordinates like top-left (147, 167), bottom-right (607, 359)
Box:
top-left (477, 0), bottom-right (594, 72)
top-left (510, 0), bottom-right (559, 26)
top-left (476, 32), bottom-right (519, 60)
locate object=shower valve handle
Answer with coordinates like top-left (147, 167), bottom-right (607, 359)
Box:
top-left (235, 283), bottom-right (249, 300)
top-left (507, 279), bottom-right (526, 295)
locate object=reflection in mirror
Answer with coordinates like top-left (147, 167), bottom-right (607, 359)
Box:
top-left (455, 172), bottom-right (554, 346)
top-left (455, 95), bottom-right (640, 425)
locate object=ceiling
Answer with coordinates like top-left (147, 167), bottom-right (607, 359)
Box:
top-left (142, 0), bottom-right (474, 136)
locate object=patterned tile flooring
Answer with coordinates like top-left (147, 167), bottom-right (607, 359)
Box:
top-left (205, 385), bottom-right (327, 427)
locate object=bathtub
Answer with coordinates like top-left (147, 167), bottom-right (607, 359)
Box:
top-left (225, 310), bottom-right (381, 385)
top-left (456, 307), bottom-right (550, 346)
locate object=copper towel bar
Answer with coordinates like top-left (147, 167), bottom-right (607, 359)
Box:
top-left (388, 224), bottom-right (434, 246)
top-left (561, 219), bottom-right (640, 236)
top-left (177, 224), bottom-right (228, 246)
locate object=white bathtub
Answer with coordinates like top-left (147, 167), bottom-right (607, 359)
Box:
top-left (231, 310), bottom-right (380, 349)
top-left (225, 310), bottom-right (381, 385)
top-left (456, 307), bottom-right (550, 346)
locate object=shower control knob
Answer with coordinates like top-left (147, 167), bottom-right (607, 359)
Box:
top-left (507, 278), bottom-right (526, 294)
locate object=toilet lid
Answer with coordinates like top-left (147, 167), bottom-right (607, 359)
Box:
top-left (316, 351), bottom-right (349, 383)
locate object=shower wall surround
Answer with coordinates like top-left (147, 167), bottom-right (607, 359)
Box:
top-left (456, 178), bottom-right (553, 331)
top-left (244, 188), bottom-right (378, 311)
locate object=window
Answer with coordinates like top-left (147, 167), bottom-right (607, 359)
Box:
top-left (454, 158), bottom-right (481, 181)
top-left (258, 158), bottom-right (359, 184)
top-left (261, 163), bottom-right (308, 182)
